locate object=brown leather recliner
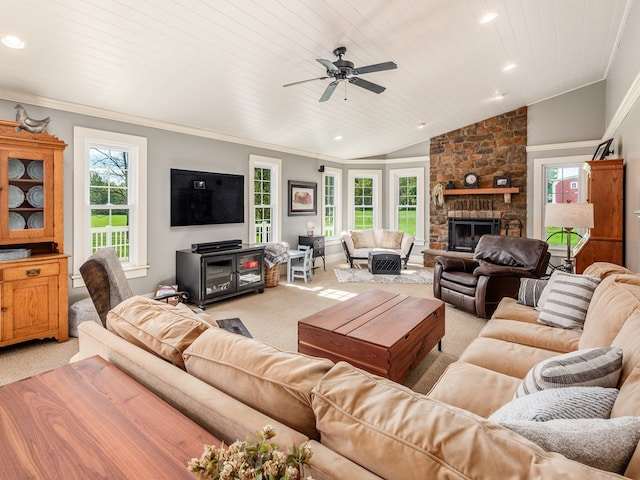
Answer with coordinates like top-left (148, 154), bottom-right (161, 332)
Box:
top-left (433, 235), bottom-right (550, 318)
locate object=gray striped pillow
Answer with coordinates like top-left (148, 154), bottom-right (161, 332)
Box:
top-left (489, 386), bottom-right (618, 422)
top-left (517, 278), bottom-right (549, 307)
top-left (516, 347), bottom-right (623, 398)
top-left (537, 272), bottom-right (601, 330)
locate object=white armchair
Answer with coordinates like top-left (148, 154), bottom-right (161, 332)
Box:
top-left (340, 229), bottom-right (414, 269)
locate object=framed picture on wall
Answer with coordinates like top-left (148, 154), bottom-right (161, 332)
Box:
top-left (592, 138), bottom-right (613, 160)
top-left (288, 180), bottom-right (317, 216)
top-left (493, 175), bottom-right (511, 188)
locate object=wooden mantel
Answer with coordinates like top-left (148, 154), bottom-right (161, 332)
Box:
top-left (443, 187), bottom-right (520, 203)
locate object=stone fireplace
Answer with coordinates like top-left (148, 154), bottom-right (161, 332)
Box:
top-left (429, 107), bottom-right (528, 252)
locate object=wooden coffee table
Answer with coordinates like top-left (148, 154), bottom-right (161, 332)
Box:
top-left (298, 289), bottom-right (445, 382)
top-left (0, 356), bottom-right (219, 479)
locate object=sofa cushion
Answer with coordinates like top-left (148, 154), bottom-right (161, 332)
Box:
top-left (106, 295), bottom-right (210, 369)
top-left (427, 361), bottom-right (521, 418)
top-left (380, 229), bottom-right (403, 249)
top-left (312, 362), bottom-right (616, 479)
top-left (515, 347), bottom-right (623, 398)
top-left (537, 272), bottom-right (601, 330)
top-left (517, 278), bottom-right (548, 307)
top-left (580, 274), bottom-right (640, 349)
top-left (583, 262), bottom-right (632, 279)
top-left (501, 417), bottom-right (640, 474)
top-left (480, 319), bottom-right (580, 354)
top-left (489, 386), bottom-right (618, 422)
top-left (492, 297), bottom-right (541, 324)
top-left (458, 337), bottom-right (561, 378)
top-left (612, 309), bottom-right (640, 384)
top-left (183, 327), bottom-right (334, 440)
top-left (350, 229), bottom-right (375, 248)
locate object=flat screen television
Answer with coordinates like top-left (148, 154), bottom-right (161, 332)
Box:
top-left (170, 168), bottom-right (244, 226)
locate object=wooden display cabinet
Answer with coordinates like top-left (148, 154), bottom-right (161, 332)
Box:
top-left (0, 120), bottom-right (69, 347)
top-left (574, 158), bottom-right (624, 273)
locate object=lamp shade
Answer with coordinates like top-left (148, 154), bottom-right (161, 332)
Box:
top-left (306, 221), bottom-right (315, 230)
top-left (544, 203), bottom-right (594, 228)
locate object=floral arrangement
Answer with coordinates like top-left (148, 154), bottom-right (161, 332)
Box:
top-left (188, 425), bottom-right (314, 480)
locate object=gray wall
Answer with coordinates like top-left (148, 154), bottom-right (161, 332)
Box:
top-left (608, 0), bottom-right (640, 272)
top-left (527, 81), bottom-right (606, 145)
top-left (0, 99), bottom-right (326, 302)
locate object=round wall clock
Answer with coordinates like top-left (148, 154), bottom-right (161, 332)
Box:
top-left (463, 172), bottom-right (479, 188)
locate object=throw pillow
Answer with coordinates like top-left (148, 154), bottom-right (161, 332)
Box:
top-left (106, 295), bottom-right (210, 369)
top-left (515, 347), bottom-right (623, 398)
top-left (501, 417), bottom-right (640, 474)
top-left (517, 278), bottom-right (549, 307)
top-left (535, 270), bottom-right (559, 311)
top-left (350, 229), bottom-right (375, 249)
top-left (489, 386), bottom-right (618, 422)
top-left (537, 272), bottom-right (601, 330)
top-left (380, 229), bottom-right (404, 249)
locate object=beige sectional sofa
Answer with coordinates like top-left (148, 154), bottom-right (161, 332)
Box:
top-left (76, 263), bottom-right (640, 479)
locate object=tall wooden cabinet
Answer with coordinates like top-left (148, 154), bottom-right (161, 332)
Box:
top-left (574, 158), bottom-right (624, 273)
top-left (0, 120), bottom-right (69, 347)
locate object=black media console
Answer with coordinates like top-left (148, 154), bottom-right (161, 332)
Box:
top-left (176, 242), bottom-right (265, 309)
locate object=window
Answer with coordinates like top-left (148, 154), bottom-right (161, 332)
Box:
top-left (321, 167), bottom-right (341, 238)
top-left (348, 170), bottom-right (381, 230)
top-left (72, 127), bottom-right (147, 287)
top-left (533, 155), bottom-right (589, 249)
top-left (249, 155), bottom-right (281, 242)
top-left (389, 167), bottom-right (425, 239)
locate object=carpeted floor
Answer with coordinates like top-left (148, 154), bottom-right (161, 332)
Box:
top-left (0, 260), bottom-right (485, 393)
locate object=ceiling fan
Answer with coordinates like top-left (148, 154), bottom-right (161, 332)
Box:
top-left (283, 46), bottom-right (397, 102)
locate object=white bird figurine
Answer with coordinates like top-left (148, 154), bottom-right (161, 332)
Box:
top-left (14, 104), bottom-right (50, 133)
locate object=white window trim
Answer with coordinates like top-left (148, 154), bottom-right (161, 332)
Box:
top-left (388, 166), bottom-right (425, 243)
top-left (321, 166), bottom-right (342, 240)
top-left (532, 154), bottom-right (590, 244)
top-left (347, 169), bottom-right (382, 230)
top-left (249, 154), bottom-right (281, 242)
top-left (71, 127), bottom-right (148, 288)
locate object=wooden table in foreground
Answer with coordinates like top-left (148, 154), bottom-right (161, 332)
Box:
top-left (0, 355), bottom-right (219, 479)
top-left (298, 289), bottom-right (445, 382)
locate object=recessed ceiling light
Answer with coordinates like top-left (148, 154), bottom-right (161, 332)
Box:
top-left (417, 122), bottom-right (428, 129)
top-left (334, 135), bottom-right (343, 141)
top-left (1, 34), bottom-right (26, 49)
top-left (480, 12), bottom-right (498, 24)
top-left (502, 63), bottom-right (517, 72)
top-left (491, 93), bottom-right (505, 100)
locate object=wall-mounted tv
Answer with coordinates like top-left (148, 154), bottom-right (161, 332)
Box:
top-left (170, 168), bottom-right (244, 226)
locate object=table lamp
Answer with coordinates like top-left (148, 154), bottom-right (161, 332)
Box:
top-left (544, 202), bottom-right (594, 273)
top-left (306, 221), bottom-right (315, 236)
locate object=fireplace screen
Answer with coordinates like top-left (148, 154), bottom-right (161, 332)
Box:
top-left (448, 218), bottom-right (500, 252)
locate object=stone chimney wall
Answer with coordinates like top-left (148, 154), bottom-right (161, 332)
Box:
top-left (429, 106), bottom-right (528, 250)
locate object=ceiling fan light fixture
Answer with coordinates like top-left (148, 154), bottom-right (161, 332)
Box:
top-left (480, 12), bottom-right (498, 24)
top-left (1, 34), bottom-right (26, 49)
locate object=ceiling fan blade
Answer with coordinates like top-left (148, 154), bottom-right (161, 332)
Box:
top-left (316, 58), bottom-right (340, 72)
top-left (319, 81), bottom-right (339, 102)
top-left (354, 61), bottom-right (397, 75)
top-left (348, 77), bottom-right (386, 94)
top-left (283, 76), bottom-right (328, 87)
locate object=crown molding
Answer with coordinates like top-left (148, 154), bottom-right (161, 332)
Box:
top-left (0, 88), bottom-right (344, 163)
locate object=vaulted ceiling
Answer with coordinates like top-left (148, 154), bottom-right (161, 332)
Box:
top-left (0, 0), bottom-right (631, 160)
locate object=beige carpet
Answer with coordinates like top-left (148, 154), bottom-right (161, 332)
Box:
top-left (0, 261), bottom-right (485, 392)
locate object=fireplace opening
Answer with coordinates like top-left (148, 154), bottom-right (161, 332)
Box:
top-left (448, 218), bottom-right (501, 252)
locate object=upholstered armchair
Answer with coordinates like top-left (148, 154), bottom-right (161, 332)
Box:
top-left (433, 235), bottom-right (550, 318)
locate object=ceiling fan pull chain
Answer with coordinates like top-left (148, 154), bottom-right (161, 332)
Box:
top-left (344, 81), bottom-right (348, 101)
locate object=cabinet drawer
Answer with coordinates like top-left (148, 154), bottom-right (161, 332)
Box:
top-left (2, 263), bottom-right (59, 281)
